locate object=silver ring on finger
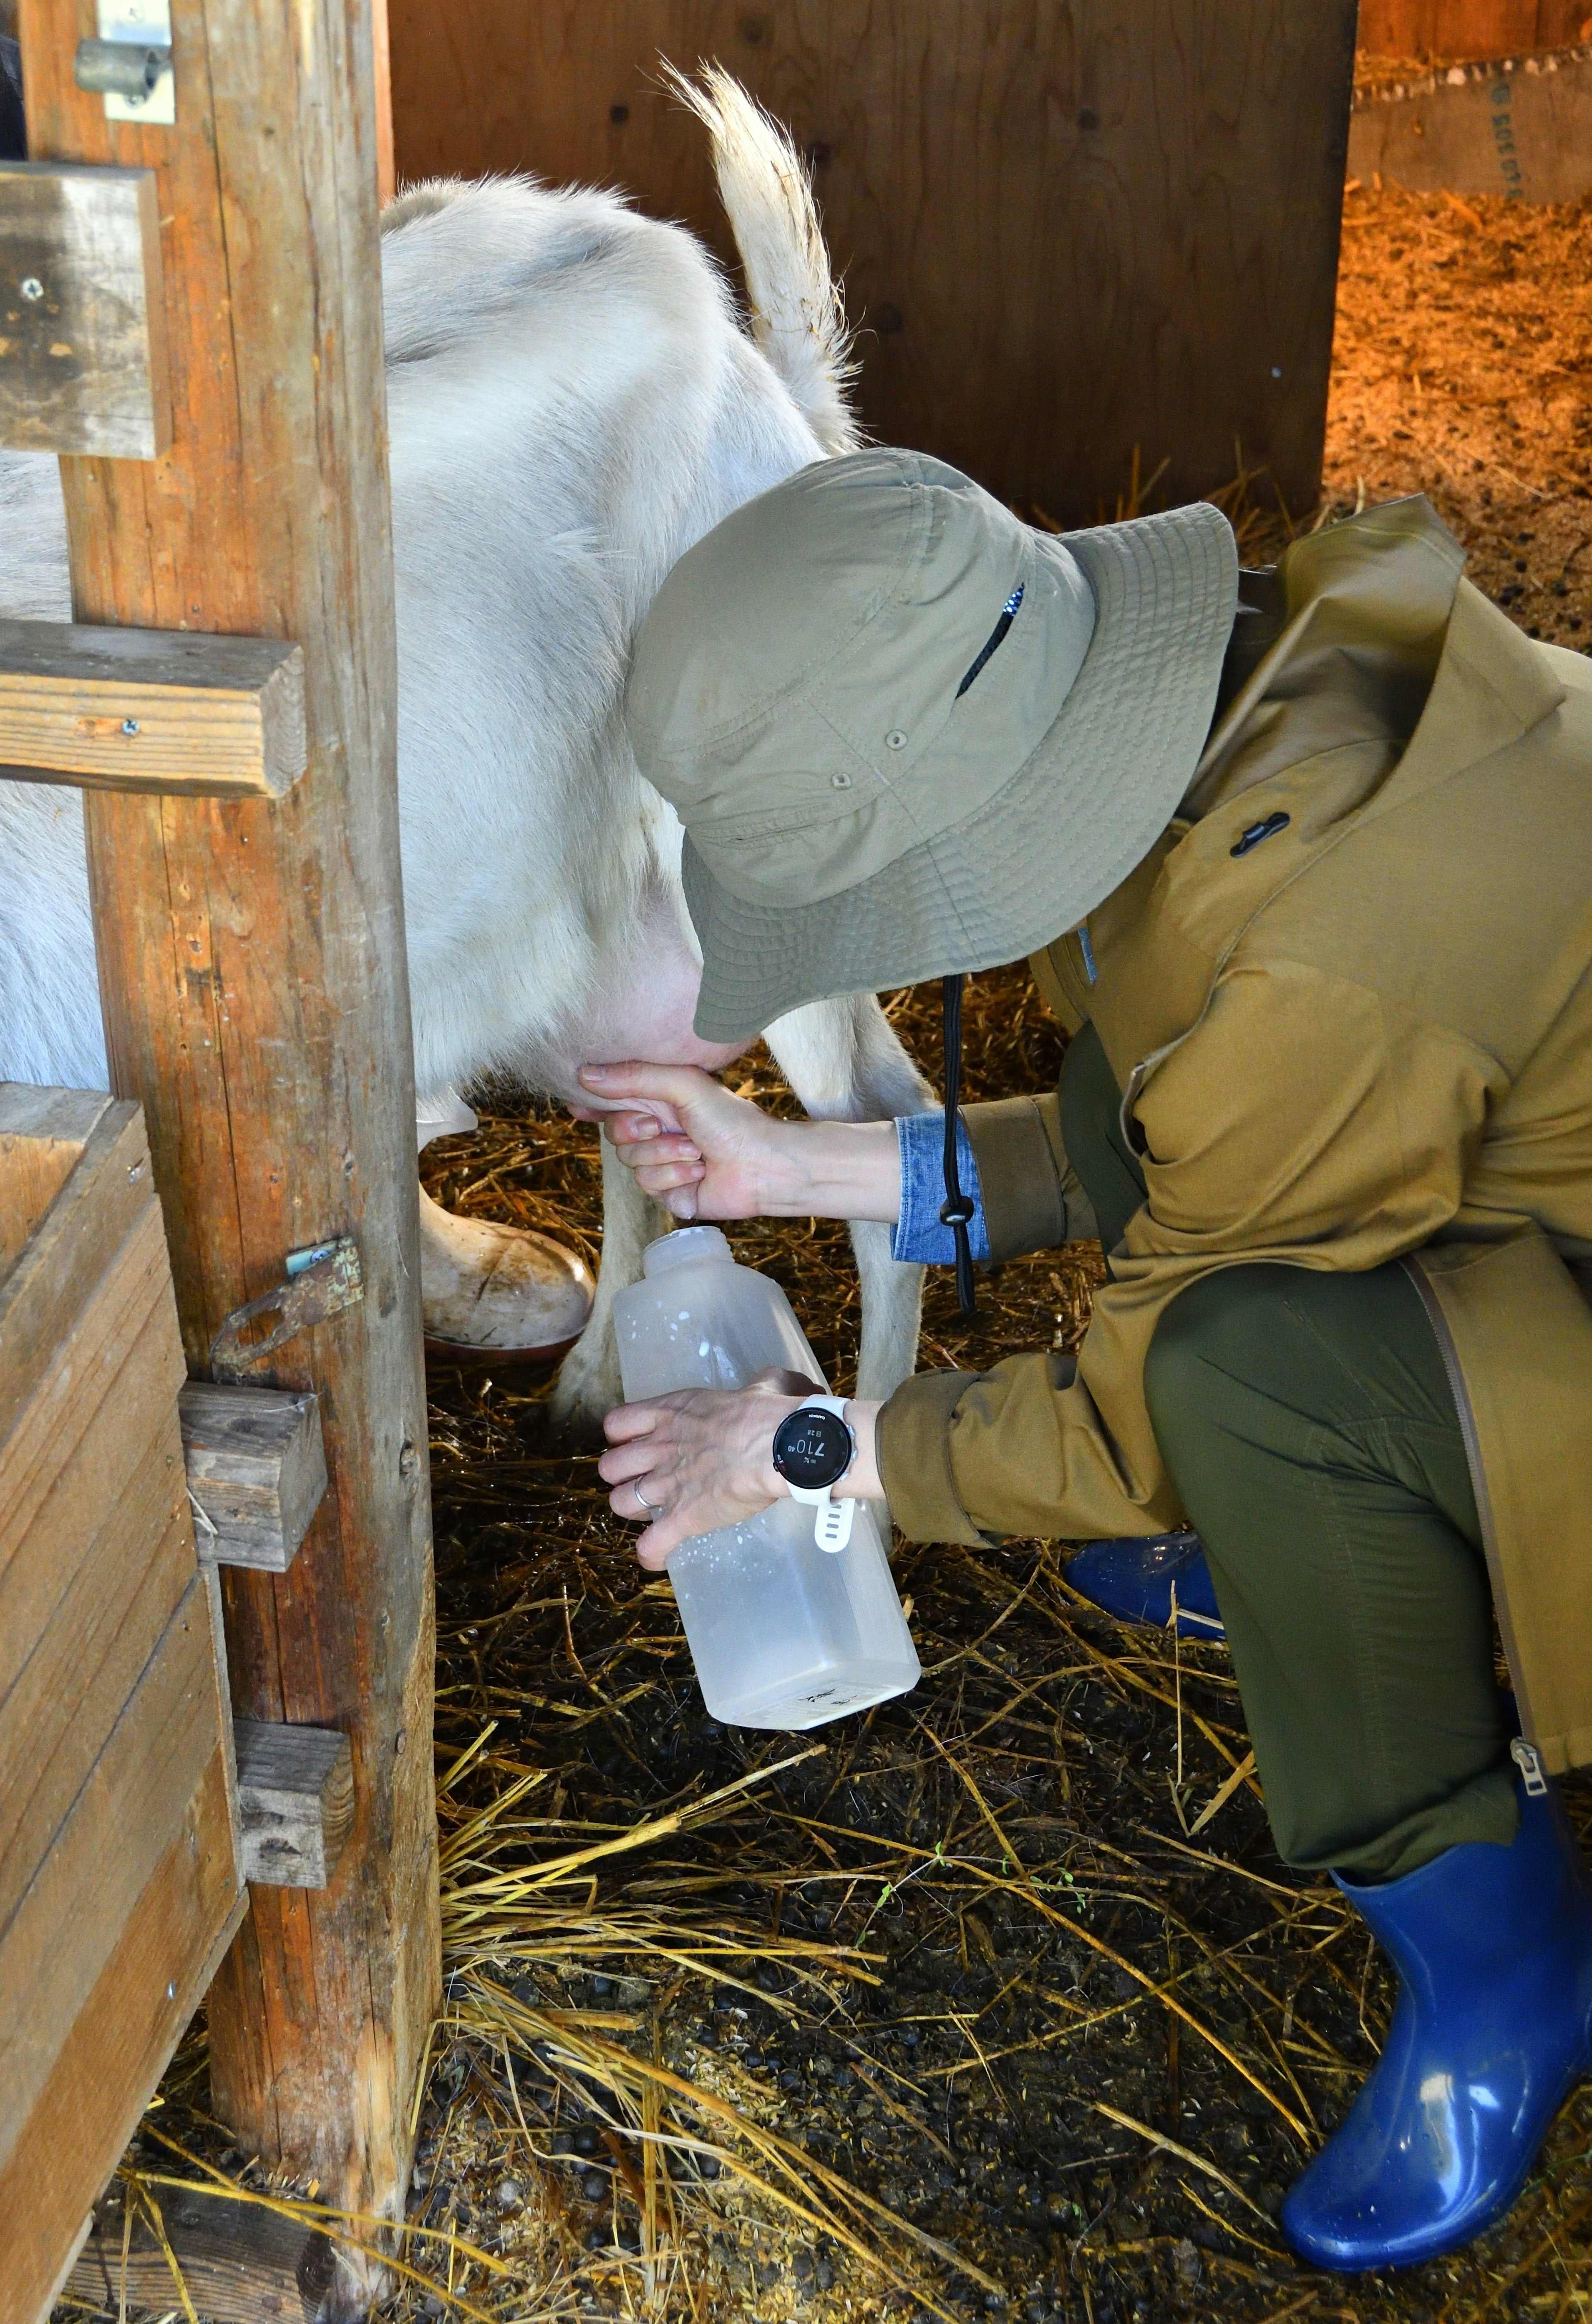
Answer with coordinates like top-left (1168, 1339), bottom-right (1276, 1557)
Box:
top-left (633, 1480), bottom-right (665, 1515)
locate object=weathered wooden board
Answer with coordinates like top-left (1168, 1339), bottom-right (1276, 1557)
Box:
top-left (386, 0), bottom-right (1356, 523)
top-left (0, 1086), bottom-right (241, 2324)
top-left (2, 1739), bottom-right (243, 2324)
top-left (69, 2182), bottom-right (337, 2324)
top-left (235, 1718), bottom-right (356, 1887)
top-left (181, 1381), bottom-right (328, 1571)
top-left (1358, 0), bottom-right (1589, 54)
top-left (18, 0), bottom-right (440, 2272)
top-left (0, 1081), bottom-right (109, 1271)
top-left (0, 618), bottom-right (307, 797)
top-left (1349, 42), bottom-right (1592, 200)
top-left (0, 157), bottom-right (169, 457)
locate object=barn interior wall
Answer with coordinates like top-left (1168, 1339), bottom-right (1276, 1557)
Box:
top-left (1357, 0), bottom-right (1590, 53)
top-left (386, 2), bottom-right (1355, 527)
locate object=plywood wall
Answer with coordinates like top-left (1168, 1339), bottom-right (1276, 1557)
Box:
top-left (387, 2), bottom-right (1356, 527)
top-left (1359, 0), bottom-right (1590, 51)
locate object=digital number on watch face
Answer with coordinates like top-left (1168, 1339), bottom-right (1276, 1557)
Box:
top-left (773, 1408), bottom-right (851, 1488)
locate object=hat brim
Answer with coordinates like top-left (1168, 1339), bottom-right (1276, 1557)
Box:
top-left (684, 499), bottom-right (1238, 1045)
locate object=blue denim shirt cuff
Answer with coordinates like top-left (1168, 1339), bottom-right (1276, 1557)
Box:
top-left (892, 1111), bottom-right (991, 1266)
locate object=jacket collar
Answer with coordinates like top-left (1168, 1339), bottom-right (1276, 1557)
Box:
top-left (1378, 572), bottom-right (1567, 811)
top-left (1083, 500), bottom-right (1569, 1083)
top-left (1188, 495), bottom-right (1465, 814)
top-left (1189, 496), bottom-right (1565, 821)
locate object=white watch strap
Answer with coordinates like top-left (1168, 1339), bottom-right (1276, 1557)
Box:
top-left (812, 1495), bottom-right (855, 1552)
top-left (783, 1397), bottom-right (856, 1552)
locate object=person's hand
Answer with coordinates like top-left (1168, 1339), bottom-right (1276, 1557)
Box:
top-left (575, 1061), bottom-right (903, 1225)
top-left (599, 1367), bottom-right (816, 1565)
top-left (575, 1061), bottom-right (786, 1220)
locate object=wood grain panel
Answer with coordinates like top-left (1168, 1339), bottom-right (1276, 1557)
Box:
top-left (0, 159), bottom-right (169, 457)
top-left (68, 2184), bottom-right (337, 2324)
top-left (386, 1), bottom-right (1356, 522)
top-left (0, 1171), bottom-right (176, 1577)
top-left (0, 1735), bottom-right (243, 2324)
top-left (0, 617), bottom-right (307, 798)
top-left (0, 1571), bottom-right (226, 2171)
top-left (0, 1329), bottom-right (192, 1933)
top-left (17, 0), bottom-right (439, 2258)
top-left (0, 1081), bottom-right (109, 1273)
top-left (1358, 1), bottom-right (1590, 55)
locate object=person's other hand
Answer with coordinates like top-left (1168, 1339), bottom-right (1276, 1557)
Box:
top-left (575, 1061), bottom-right (791, 1220)
top-left (599, 1367), bottom-right (817, 1564)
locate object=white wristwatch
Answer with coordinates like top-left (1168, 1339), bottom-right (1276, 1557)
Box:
top-left (770, 1394), bottom-right (857, 1552)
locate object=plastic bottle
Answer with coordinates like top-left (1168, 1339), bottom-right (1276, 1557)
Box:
top-left (613, 1226), bottom-right (921, 1731)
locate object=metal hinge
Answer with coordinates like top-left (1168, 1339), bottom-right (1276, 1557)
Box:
top-left (209, 1236), bottom-right (363, 1386)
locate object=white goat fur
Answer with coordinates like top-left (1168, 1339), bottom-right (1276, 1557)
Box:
top-left (0, 72), bottom-right (931, 1419)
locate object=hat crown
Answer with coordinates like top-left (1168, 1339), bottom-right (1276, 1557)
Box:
top-left (621, 444), bottom-right (1238, 1046)
top-left (628, 448), bottom-right (1053, 777)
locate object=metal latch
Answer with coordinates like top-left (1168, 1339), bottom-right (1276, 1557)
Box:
top-left (78, 0), bottom-right (174, 125)
top-left (210, 1236), bottom-right (363, 1385)
top-left (74, 37), bottom-right (170, 101)
top-left (1511, 1736), bottom-right (1549, 1797)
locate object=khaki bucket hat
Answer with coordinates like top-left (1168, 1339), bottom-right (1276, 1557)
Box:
top-left (626, 447), bottom-right (1238, 1044)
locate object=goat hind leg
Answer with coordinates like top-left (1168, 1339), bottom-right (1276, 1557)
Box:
top-left (762, 991), bottom-right (935, 1406)
top-left (548, 1132), bottom-right (673, 1438)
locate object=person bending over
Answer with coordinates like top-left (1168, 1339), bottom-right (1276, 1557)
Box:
top-left (576, 448), bottom-right (1592, 2273)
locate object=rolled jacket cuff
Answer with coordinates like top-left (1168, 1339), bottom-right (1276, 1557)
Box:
top-left (876, 1369), bottom-right (990, 1545)
top-left (962, 1093), bottom-right (1075, 1261)
top-left (893, 1111), bottom-right (991, 1265)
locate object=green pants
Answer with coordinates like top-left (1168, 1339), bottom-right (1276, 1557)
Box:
top-left (1059, 1021), bottom-right (1518, 1882)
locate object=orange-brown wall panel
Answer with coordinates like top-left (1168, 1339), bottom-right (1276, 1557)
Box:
top-left (387, 3), bottom-right (1356, 527)
top-left (1358, 0), bottom-right (1589, 53)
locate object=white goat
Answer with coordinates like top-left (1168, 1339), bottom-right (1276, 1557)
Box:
top-left (0, 70), bottom-right (932, 1423)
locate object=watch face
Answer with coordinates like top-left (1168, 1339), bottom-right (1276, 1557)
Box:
top-left (772, 1406), bottom-right (852, 1490)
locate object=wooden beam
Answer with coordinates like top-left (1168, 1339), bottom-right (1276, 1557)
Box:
top-left (0, 618), bottom-right (307, 797)
top-left (234, 1718), bottom-right (356, 1888)
top-left (0, 158), bottom-right (169, 457)
top-left (16, 0), bottom-right (439, 2306)
top-left (180, 1382), bottom-right (328, 1572)
top-left (68, 2184), bottom-right (337, 2324)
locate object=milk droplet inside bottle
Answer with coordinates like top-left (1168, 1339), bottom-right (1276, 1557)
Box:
top-left (614, 1226), bottom-right (921, 1730)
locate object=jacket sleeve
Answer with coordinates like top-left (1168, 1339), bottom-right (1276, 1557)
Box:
top-left (878, 963), bottom-right (1501, 1546)
top-left (959, 1093), bottom-right (1098, 1260)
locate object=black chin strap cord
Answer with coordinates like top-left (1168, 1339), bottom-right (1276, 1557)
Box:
top-left (939, 973), bottom-right (978, 1318)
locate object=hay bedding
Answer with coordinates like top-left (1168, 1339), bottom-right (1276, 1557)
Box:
top-left (67, 191), bottom-right (1592, 2324)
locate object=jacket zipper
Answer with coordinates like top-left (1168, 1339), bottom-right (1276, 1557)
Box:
top-left (1401, 1255), bottom-right (1540, 1749)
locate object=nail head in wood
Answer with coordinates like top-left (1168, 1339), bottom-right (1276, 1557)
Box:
top-left (0, 619), bottom-right (307, 798)
top-left (0, 161), bottom-right (169, 458)
top-left (179, 1381), bottom-right (327, 1572)
top-left (234, 1719), bottom-right (354, 1890)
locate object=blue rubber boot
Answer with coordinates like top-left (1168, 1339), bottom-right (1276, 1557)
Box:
top-left (1064, 1530), bottom-right (1226, 1642)
top-left (1283, 1765), bottom-right (1592, 2272)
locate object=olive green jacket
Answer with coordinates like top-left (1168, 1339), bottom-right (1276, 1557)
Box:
top-left (878, 498), bottom-right (1592, 1774)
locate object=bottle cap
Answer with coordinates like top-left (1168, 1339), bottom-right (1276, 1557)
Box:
top-left (641, 1225), bottom-right (733, 1277)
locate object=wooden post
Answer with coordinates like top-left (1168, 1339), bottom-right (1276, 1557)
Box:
top-left (16, 0), bottom-right (439, 2307)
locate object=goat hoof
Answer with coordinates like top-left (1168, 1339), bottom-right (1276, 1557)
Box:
top-left (419, 1187), bottom-right (594, 1359)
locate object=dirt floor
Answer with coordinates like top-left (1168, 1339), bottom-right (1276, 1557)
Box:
top-left (60, 178), bottom-right (1592, 2324)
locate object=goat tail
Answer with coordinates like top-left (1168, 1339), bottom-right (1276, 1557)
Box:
top-left (663, 61), bottom-right (859, 457)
